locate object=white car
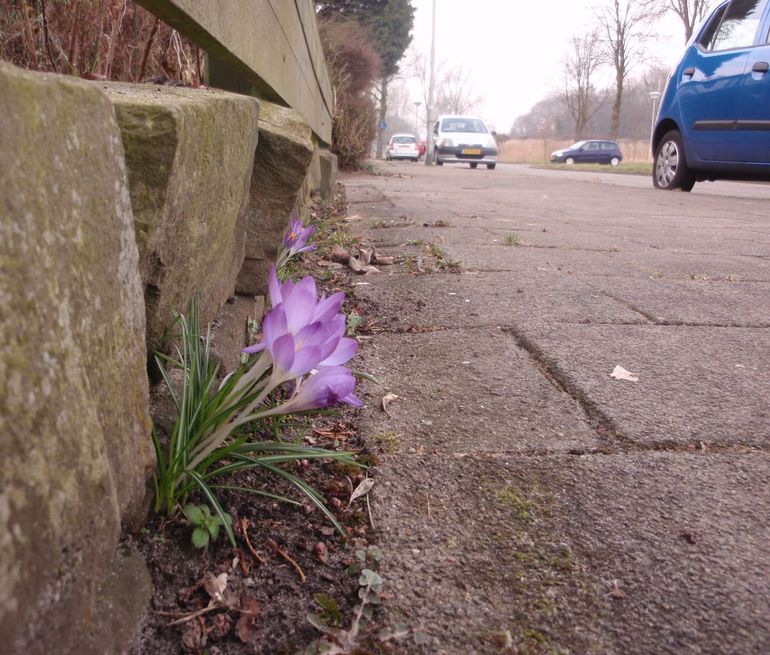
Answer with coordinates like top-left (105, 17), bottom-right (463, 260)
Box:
top-left (432, 115), bottom-right (497, 169)
top-left (385, 134), bottom-right (420, 162)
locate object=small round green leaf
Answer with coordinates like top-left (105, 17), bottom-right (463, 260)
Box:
top-left (191, 527), bottom-right (210, 549)
top-left (183, 504), bottom-right (203, 525)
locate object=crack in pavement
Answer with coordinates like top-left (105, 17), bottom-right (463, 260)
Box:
top-left (499, 325), bottom-right (633, 450)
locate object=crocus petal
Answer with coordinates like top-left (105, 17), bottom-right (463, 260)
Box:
top-left (242, 341), bottom-right (266, 354)
top-left (289, 345), bottom-right (323, 378)
top-left (282, 285), bottom-right (317, 332)
top-left (294, 274), bottom-right (317, 300)
top-left (271, 333), bottom-right (296, 374)
top-left (261, 305), bottom-right (288, 349)
top-left (341, 392), bottom-right (364, 408)
top-left (294, 321), bottom-right (326, 346)
top-left (290, 231), bottom-right (309, 250)
top-left (268, 266), bottom-right (282, 307)
top-left (278, 366), bottom-right (356, 413)
top-left (320, 337), bottom-right (358, 366)
top-left (313, 291), bottom-right (345, 322)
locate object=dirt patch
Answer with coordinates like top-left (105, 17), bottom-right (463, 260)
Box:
top-left (128, 416), bottom-right (374, 654)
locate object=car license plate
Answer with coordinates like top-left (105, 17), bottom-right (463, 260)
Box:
top-left (462, 148), bottom-right (481, 155)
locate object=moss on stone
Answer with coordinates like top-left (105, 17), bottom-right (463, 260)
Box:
top-left (0, 62), bottom-right (151, 652)
top-left (102, 82), bottom-right (260, 354)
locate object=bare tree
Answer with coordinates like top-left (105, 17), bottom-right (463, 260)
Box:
top-left (559, 31), bottom-right (607, 140)
top-left (435, 65), bottom-right (482, 115)
top-left (410, 50), bottom-right (483, 119)
top-left (598, 0), bottom-right (664, 139)
top-left (660, 0), bottom-right (714, 41)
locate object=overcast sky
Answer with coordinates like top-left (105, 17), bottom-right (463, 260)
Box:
top-left (407, 0), bottom-right (704, 132)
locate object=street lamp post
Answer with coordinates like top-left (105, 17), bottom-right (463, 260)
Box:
top-left (424, 0), bottom-right (436, 165)
top-left (649, 91), bottom-right (662, 159)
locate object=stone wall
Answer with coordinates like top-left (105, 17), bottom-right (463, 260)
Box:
top-left (0, 60), bottom-right (336, 652)
top-left (0, 61), bottom-right (153, 654)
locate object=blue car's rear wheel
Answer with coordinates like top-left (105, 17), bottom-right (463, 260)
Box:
top-left (654, 130), bottom-right (695, 192)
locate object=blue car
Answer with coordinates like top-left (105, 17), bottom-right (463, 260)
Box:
top-left (653, 0), bottom-right (770, 191)
top-left (550, 140), bottom-right (623, 166)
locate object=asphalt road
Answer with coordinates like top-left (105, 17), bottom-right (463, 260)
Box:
top-left (505, 161), bottom-right (770, 199)
top-left (344, 160), bottom-right (770, 654)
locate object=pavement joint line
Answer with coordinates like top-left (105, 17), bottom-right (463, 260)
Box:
top-left (592, 288), bottom-right (657, 323)
top-left (377, 443), bottom-right (768, 459)
top-left (498, 325), bottom-right (636, 451)
top-left (458, 267), bottom-right (624, 277)
top-left (652, 320), bottom-right (770, 328)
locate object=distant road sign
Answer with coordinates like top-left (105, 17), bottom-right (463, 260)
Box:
top-left (379, 121), bottom-right (387, 130)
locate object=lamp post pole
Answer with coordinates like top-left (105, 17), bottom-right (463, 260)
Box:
top-left (424, 0), bottom-right (436, 165)
top-left (649, 91), bottom-right (662, 160)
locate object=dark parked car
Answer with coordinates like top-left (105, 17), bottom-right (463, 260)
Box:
top-left (652, 0), bottom-right (770, 191)
top-left (550, 140), bottom-right (623, 165)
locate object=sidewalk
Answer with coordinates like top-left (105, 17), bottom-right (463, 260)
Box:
top-left (344, 163), bottom-right (770, 654)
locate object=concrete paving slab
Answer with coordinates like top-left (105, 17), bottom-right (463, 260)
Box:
top-left (519, 323), bottom-right (770, 447)
top-left (610, 249), bottom-right (770, 282)
top-left (372, 452), bottom-right (770, 655)
top-left (586, 277), bottom-right (770, 326)
top-left (344, 164), bottom-right (769, 655)
top-left (353, 270), bottom-right (645, 330)
top-left (357, 328), bottom-right (598, 454)
top-left (442, 241), bottom-right (642, 277)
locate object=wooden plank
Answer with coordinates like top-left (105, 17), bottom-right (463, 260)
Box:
top-left (134, 0), bottom-right (333, 143)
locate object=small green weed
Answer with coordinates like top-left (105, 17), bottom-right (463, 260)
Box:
top-left (302, 545), bottom-right (427, 653)
top-left (182, 503), bottom-right (232, 549)
top-left (427, 244), bottom-right (461, 272)
top-left (372, 431), bottom-right (399, 454)
top-left (346, 311), bottom-right (365, 337)
top-left (504, 233), bottom-right (521, 246)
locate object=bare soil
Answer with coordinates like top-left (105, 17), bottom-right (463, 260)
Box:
top-left (127, 415), bottom-right (375, 655)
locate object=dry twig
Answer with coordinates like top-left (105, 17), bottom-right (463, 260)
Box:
top-left (239, 518), bottom-right (267, 565)
top-left (266, 538), bottom-right (306, 582)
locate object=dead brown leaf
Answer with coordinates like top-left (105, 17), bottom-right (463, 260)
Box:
top-left (372, 253), bottom-right (395, 265)
top-left (203, 572), bottom-right (227, 604)
top-left (313, 541), bottom-right (329, 563)
top-left (348, 477), bottom-right (375, 507)
top-left (236, 596), bottom-right (262, 643)
top-left (381, 392), bottom-right (399, 415)
top-left (181, 616), bottom-right (207, 652)
top-left (207, 613), bottom-right (233, 639)
top-left (330, 245), bottom-right (350, 264)
top-left (608, 579), bottom-right (626, 599)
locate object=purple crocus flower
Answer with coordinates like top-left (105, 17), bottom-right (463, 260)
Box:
top-left (283, 214), bottom-right (316, 255)
top-left (279, 366), bottom-right (363, 413)
top-left (246, 269), bottom-right (356, 364)
top-left (268, 266), bottom-right (344, 321)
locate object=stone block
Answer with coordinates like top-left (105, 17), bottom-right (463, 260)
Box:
top-left (236, 100), bottom-right (314, 295)
top-left (318, 147), bottom-right (338, 198)
top-left (0, 62), bottom-right (151, 652)
top-left (101, 82), bottom-right (260, 355)
top-left (209, 294), bottom-right (265, 377)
